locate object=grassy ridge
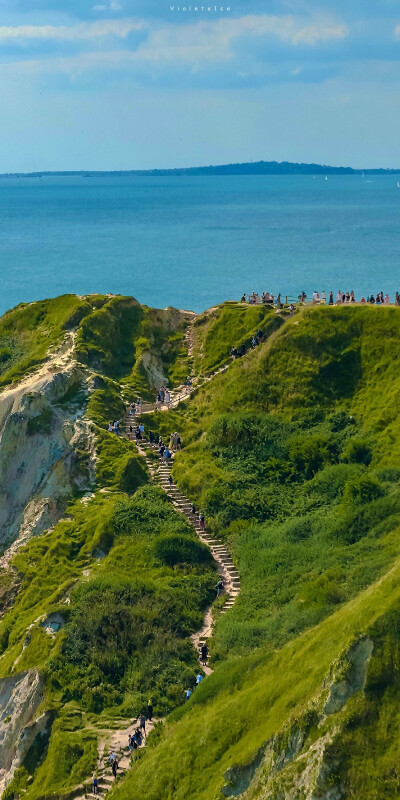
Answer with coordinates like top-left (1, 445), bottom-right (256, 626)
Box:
top-left (192, 301), bottom-right (284, 375)
top-left (0, 295), bottom-right (93, 387)
top-left (106, 304), bottom-right (400, 799)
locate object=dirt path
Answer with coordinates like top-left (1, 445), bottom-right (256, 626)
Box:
top-left (125, 419), bottom-right (240, 673)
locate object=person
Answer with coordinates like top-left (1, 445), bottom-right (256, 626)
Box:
top-left (112, 759), bottom-right (118, 779)
top-left (129, 405), bottom-right (135, 416)
top-left (240, 293), bottom-right (246, 302)
top-left (108, 752), bottom-right (116, 764)
top-left (360, 296), bottom-right (366, 304)
top-left (384, 293), bottom-right (390, 304)
top-left (139, 422), bottom-right (144, 436)
top-left (108, 422), bottom-right (113, 432)
top-left (196, 673), bottom-right (203, 685)
top-left (185, 688), bottom-right (192, 701)
top-left (165, 390), bottom-right (170, 405)
top-left (201, 644), bottom-right (208, 666)
top-left (147, 700), bottom-right (153, 720)
top-left (312, 290), bottom-right (319, 304)
top-left (345, 291), bottom-right (350, 303)
top-left (176, 435), bottom-right (182, 450)
top-left (216, 579), bottom-right (224, 597)
top-left (139, 713), bottom-right (146, 735)
top-left (231, 346), bottom-right (237, 360)
top-left (163, 446), bottom-right (171, 461)
top-left (134, 729), bottom-right (142, 748)
top-left (350, 290), bottom-right (356, 303)
top-left (376, 293), bottom-right (381, 305)
top-left (136, 397), bottom-right (142, 413)
top-left (289, 304), bottom-right (294, 316)
top-left (168, 474), bottom-right (173, 486)
top-left (251, 336), bottom-right (257, 348)
top-left (276, 293), bottom-right (282, 309)
top-left (128, 734), bottom-right (133, 752)
top-left (321, 291), bottom-right (326, 303)
top-left (199, 513), bottom-right (205, 531)
top-left (149, 430), bottom-right (154, 444)
top-left (159, 443), bottom-right (165, 457)
top-left (328, 291), bottom-right (334, 305)
top-left (92, 774), bottom-right (98, 795)
top-left (336, 291), bottom-right (342, 304)
top-left (191, 502), bottom-right (196, 515)
top-left (129, 424), bottom-right (133, 434)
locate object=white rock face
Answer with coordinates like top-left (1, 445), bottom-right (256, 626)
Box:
top-left (0, 348), bottom-right (95, 554)
top-left (0, 669), bottom-right (51, 793)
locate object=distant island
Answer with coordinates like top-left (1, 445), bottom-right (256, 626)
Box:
top-left (1, 159), bottom-right (400, 177)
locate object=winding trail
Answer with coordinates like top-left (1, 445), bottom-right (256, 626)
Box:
top-left (125, 350), bottom-right (241, 669)
top-left (64, 344), bottom-right (241, 800)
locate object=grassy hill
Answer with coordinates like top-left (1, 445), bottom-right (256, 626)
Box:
top-left (111, 304), bottom-right (400, 799)
top-left (2, 300), bottom-right (400, 800)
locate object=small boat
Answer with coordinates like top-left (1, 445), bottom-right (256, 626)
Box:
top-left (325, 176), bottom-right (328, 181)
top-left (397, 181), bottom-right (400, 189)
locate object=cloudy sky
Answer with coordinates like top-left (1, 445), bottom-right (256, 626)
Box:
top-left (0, 0), bottom-right (400, 170)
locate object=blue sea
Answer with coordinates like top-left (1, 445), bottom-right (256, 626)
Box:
top-left (0, 174), bottom-right (399, 316)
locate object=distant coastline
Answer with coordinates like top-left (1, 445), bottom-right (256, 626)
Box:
top-left (1, 160), bottom-right (400, 178)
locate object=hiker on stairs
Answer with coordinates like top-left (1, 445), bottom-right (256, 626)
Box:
top-left (201, 644), bottom-right (208, 666)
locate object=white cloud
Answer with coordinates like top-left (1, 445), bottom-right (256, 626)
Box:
top-left (0, 18), bottom-right (144, 42)
top-left (131, 15), bottom-right (348, 66)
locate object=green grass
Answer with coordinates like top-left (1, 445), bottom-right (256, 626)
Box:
top-left (192, 301), bottom-right (285, 374)
top-left (4, 301), bottom-right (400, 800)
top-left (0, 295), bottom-right (93, 387)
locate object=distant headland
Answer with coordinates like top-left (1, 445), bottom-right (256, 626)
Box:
top-left (1, 160), bottom-right (400, 178)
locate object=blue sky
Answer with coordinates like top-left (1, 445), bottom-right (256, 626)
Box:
top-left (0, 0), bottom-right (400, 170)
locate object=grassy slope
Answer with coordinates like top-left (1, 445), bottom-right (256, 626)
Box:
top-left (0, 295), bottom-right (212, 800)
top-left (191, 301), bottom-right (284, 375)
top-left (0, 295), bottom-right (94, 387)
top-left (109, 305), bottom-right (400, 800)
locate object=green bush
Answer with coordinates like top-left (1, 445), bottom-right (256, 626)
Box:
top-left (343, 475), bottom-right (384, 506)
top-left (342, 437), bottom-right (373, 466)
top-left (154, 535), bottom-right (214, 567)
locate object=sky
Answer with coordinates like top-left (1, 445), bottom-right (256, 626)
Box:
top-left (0, 0), bottom-right (400, 170)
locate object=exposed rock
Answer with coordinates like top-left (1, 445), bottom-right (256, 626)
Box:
top-left (0, 669), bottom-right (51, 793)
top-left (0, 357), bottom-right (95, 555)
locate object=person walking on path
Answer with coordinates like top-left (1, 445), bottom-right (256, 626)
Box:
top-left (201, 644), bottom-right (208, 666)
top-left (92, 774), bottom-right (98, 795)
top-left (216, 579), bottom-right (224, 597)
top-left (147, 700), bottom-right (153, 721)
top-left (139, 713), bottom-right (146, 736)
top-left (199, 513), bottom-right (205, 531)
top-left (185, 688), bottom-right (192, 701)
top-left (112, 759), bottom-right (118, 779)
top-left (196, 673), bottom-right (203, 686)
top-left (168, 474), bottom-right (173, 486)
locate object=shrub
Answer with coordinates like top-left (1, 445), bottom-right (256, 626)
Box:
top-left (154, 535), bottom-right (213, 567)
top-left (343, 475), bottom-right (384, 506)
top-left (342, 438), bottom-right (373, 466)
top-left (288, 434), bottom-right (336, 480)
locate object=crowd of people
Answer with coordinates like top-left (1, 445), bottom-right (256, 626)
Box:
top-left (241, 289), bottom-right (400, 307)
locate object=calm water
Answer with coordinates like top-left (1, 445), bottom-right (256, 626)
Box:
top-left (0, 174), bottom-right (399, 316)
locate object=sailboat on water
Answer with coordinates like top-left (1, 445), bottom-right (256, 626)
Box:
top-left (397, 181), bottom-right (400, 189)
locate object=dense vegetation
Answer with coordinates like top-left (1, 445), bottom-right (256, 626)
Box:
top-left (111, 304), bottom-right (400, 800)
top-left (3, 299), bottom-right (400, 800)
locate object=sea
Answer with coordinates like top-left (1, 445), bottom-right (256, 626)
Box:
top-left (0, 173), bottom-right (399, 316)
